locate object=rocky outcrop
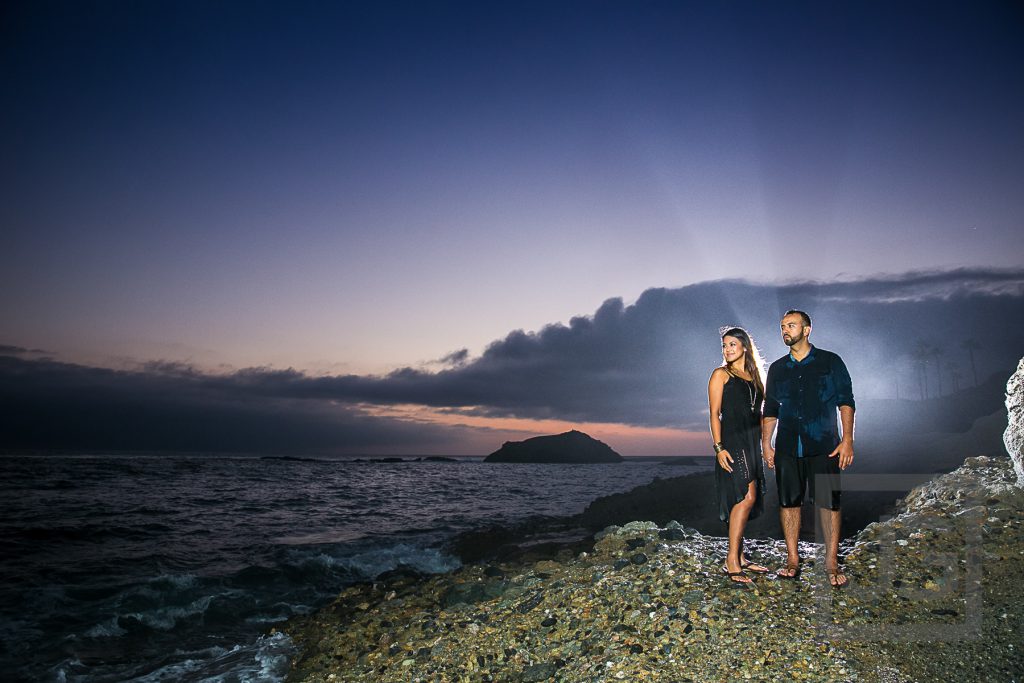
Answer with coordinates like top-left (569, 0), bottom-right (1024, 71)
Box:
top-left (484, 430), bottom-right (623, 463)
top-left (1003, 357), bottom-right (1024, 487)
top-left (282, 455), bottom-right (1024, 682)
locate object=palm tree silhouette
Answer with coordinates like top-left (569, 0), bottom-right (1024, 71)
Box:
top-left (912, 341), bottom-right (933, 399)
top-left (961, 338), bottom-right (981, 386)
top-left (947, 361), bottom-right (962, 393)
top-left (930, 346), bottom-right (945, 395)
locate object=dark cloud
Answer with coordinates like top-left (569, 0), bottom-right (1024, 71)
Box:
top-left (212, 268), bottom-right (1023, 429)
top-left (0, 355), bottom-right (481, 454)
top-left (2, 268), bottom-right (1022, 452)
top-left (0, 344), bottom-right (50, 356)
top-left (424, 348), bottom-right (470, 368)
top-left (776, 267), bottom-right (1024, 303)
top-left (0, 345), bottom-right (29, 355)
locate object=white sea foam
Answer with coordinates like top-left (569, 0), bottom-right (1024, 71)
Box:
top-left (149, 572), bottom-right (198, 590)
top-left (317, 542), bottom-right (461, 579)
top-left (122, 645), bottom-right (229, 682)
top-left (83, 617), bottom-right (127, 638)
top-left (123, 595), bottom-right (214, 631)
top-left (124, 632), bottom-right (293, 683)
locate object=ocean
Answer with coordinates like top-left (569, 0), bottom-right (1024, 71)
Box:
top-left (0, 454), bottom-right (709, 682)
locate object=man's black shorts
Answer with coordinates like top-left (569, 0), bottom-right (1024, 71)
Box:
top-left (775, 452), bottom-right (841, 509)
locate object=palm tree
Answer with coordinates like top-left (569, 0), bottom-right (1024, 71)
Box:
top-left (930, 346), bottom-right (945, 395)
top-left (947, 361), bottom-right (962, 393)
top-left (912, 341), bottom-right (932, 399)
top-left (961, 338), bottom-right (981, 386)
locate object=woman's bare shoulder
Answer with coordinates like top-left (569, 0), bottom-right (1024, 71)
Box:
top-left (709, 367), bottom-right (730, 383)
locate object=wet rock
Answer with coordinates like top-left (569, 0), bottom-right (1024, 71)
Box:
top-left (515, 592), bottom-right (544, 613)
top-left (519, 662), bottom-right (557, 681)
top-left (373, 564), bottom-right (426, 584)
top-left (441, 580), bottom-right (506, 607)
top-left (630, 552), bottom-right (648, 565)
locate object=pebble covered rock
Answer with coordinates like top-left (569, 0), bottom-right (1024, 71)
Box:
top-left (282, 457), bottom-right (1023, 682)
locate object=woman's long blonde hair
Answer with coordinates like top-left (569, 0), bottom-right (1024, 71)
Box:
top-left (720, 326), bottom-right (766, 398)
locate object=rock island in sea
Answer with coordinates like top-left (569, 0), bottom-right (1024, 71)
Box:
top-left (484, 430), bottom-right (623, 464)
top-left (281, 366), bottom-right (1024, 682)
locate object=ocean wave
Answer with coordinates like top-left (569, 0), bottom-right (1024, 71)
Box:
top-left (314, 542), bottom-right (461, 580)
top-left (80, 575), bottom-right (253, 640)
top-left (2, 453), bottom-right (695, 682)
top-left (122, 632), bottom-right (293, 683)
top-left (147, 573), bottom-right (198, 591)
top-left (107, 573), bottom-right (199, 612)
top-left (259, 455), bottom-right (320, 463)
top-left (120, 595), bottom-right (214, 631)
top-left (271, 529), bottom-right (366, 546)
top-left (83, 617), bottom-right (126, 639)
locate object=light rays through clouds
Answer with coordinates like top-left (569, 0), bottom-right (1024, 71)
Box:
top-left (2, 269), bottom-right (1022, 456)
top-left (3, 2), bottom-right (1022, 378)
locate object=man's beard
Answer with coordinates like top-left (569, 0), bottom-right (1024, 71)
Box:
top-left (783, 332), bottom-right (804, 346)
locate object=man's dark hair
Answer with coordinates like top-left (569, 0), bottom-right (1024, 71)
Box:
top-left (784, 309), bottom-right (812, 327)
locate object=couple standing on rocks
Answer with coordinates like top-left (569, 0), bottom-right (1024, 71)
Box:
top-left (708, 310), bottom-right (855, 588)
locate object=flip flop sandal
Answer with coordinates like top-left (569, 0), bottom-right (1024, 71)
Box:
top-left (720, 565), bottom-right (752, 585)
top-left (740, 556), bottom-right (770, 573)
top-left (828, 572), bottom-right (848, 589)
top-left (776, 564), bottom-right (801, 580)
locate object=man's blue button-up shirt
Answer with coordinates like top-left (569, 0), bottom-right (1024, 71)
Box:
top-left (763, 345), bottom-right (855, 458)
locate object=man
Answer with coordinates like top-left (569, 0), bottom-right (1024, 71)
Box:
top-left (762, 310), bottom-right (855, 588)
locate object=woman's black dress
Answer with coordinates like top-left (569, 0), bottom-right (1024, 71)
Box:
top-left (714, 374), bottom-right (766, 522)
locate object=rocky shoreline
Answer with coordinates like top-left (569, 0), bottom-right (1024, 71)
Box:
top-left (280, 454), bottom-right (1023, 682)
top-left (444, 464), bottom-right (921, 566)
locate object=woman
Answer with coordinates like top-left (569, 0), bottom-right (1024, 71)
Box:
top-left (708, 326), bottom-right (769, 584)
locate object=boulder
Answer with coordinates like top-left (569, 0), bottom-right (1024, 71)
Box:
top-left (1003, 357), bottom-right (1024, 487)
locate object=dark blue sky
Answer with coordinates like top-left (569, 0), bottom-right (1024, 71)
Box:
top-left (1, 1), bottom-right (1022, 452)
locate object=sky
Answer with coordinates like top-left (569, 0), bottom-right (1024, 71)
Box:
top-left (2, 1), bottom-right (1023, 455)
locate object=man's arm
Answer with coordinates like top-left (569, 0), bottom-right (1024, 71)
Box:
top-left (828, 405), bottom-right (855, 469)
top-left (833, 355), bottom-right (855, 411)
top-left (829, 354), bottom-right (855, 469)
top-left (839, 405), bottom-right (855, 442)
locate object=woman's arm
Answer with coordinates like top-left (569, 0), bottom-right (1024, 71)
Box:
top-left (761, 362), bottom-right (778, 469)
top-left (708, 368), bottom-right (732, 472)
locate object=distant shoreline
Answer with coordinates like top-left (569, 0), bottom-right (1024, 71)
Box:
top-left (0, 450), bottom-right (711, 460)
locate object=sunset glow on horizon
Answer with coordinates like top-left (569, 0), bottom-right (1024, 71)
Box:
top-left (358, 402), bottom-right (707, 456)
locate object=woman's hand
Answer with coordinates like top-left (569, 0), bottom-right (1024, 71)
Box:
top-left (717, 448), bottom-right (734, 473)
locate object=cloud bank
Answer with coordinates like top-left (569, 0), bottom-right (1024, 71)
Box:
top-left (2, 268), bottom-right (1022, 453)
